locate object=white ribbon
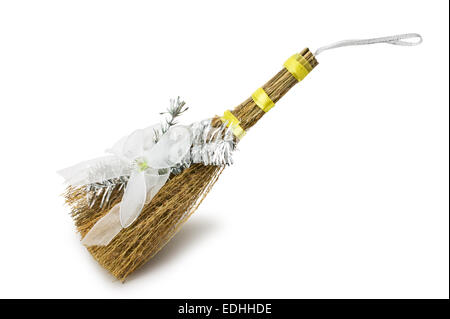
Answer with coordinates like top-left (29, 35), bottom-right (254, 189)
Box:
top-left (59, 124), bottom-right (192, 246)
top-left (314, 33), bottom-right (423, 56)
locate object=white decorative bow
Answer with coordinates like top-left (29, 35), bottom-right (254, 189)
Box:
top-left (59, 124), bottom-right (192, 246)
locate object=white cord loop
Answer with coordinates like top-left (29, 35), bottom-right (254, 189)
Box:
top-left (315, 33), bottom-right (423, 56)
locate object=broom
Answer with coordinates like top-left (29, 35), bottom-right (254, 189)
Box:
top-left (62, 33), bottom-right (422, 281)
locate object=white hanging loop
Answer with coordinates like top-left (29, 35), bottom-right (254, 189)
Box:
top-left (315, 33), bottom-right (423, 56)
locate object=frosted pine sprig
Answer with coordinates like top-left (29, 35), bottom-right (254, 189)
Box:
top-left (153, 97), bottom-right (189, 143)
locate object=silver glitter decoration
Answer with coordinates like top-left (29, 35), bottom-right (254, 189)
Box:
top-left (170, 119), bottom-right (236, 175)
top-left (84, 176), bottom-right (129, 208)
top-left (83, 99), bottom-right (236, 207)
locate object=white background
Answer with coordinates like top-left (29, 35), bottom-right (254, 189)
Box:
top-left (0, 0), bottom-right (448, 299)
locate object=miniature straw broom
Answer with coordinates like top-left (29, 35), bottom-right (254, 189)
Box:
top-left (62, 33), bottom-right (422, 281)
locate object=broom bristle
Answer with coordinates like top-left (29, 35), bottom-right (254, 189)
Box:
top-left (65, 49), bottom-right (318, 281)
top-left (67, 164), bottom-right (223, 280)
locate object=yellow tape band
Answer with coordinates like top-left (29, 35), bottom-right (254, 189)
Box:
top-left (220, 110), bottom-right (246, 139)
top-left (296, 54), bottom-right (313, 72)
top-left (251, 87), bottom-right (275, 113)
top-left (283, 53), bottom-right (311, 81)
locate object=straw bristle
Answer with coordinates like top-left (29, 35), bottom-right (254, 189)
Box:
top-left (66, 164), bottom-right (223, 280)
top-left (65, 48), bottom-right (318, 280)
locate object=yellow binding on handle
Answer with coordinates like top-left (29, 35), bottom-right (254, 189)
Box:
top-left (252, 87), bottom-right (275, 113)
top-left (283, 53), bottom-right (312, 81)
top-left (220, 110), bottom-right (246, 139)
